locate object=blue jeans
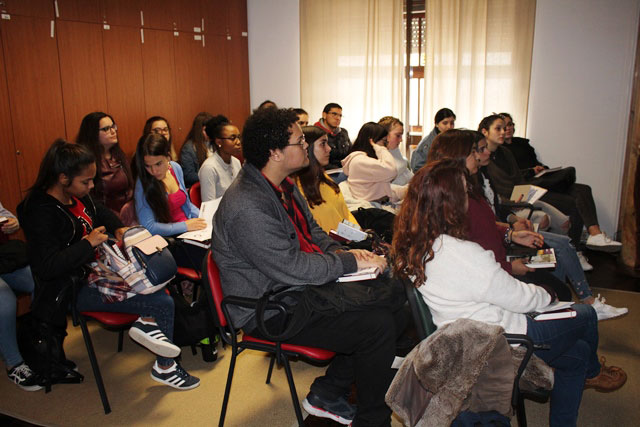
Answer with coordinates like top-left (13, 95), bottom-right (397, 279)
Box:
top-left (540, 231), bottom-right (592, 300)
top-left (526, 303), bottom-right (600, 427)
top-left (76, 286), bottom-right (175, 365)
top-left (0, 266), bottom-right (36, 368)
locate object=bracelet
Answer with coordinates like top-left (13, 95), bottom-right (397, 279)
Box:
top-left (503, 227), bottom-right (513, 245)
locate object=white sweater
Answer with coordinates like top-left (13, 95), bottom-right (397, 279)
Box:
top-left (418, 234), bottom-right (552, 335)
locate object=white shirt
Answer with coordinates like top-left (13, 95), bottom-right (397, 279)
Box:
top-left (417, 234), bottom-right (551, 335)
top-left (198, 151), bottom-right (241, 202)
top-left (389, 147), bottom-right (414, 186)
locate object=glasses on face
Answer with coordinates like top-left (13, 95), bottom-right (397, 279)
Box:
top-left (99, 123), bottom-right (118, 133)
top-left (219, 135), bottom-right (241, 142)
top-left (151, 127), bottom-right (171, 135)
top-left (328, 112), bottom-right (342, 118)
top-left (286, 142), bottom-right (306, 148)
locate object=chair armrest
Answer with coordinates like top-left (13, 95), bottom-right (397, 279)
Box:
top-left (221, 295), bottom-right (290, 342)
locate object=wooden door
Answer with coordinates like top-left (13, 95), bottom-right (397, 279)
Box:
top-left (140, 0), bottom-right (177, 31)
top-left (224, 0), bottom-right (250, 128)
top-left (103, 0), bottom-right (143, 28)
top-left (56, 19), bottom-right (108, 139)
top-left (0, 0), bottom-right (54, 18)
top-left (102, 24), bottom-right (145, 156)
top-left (140, 28), bottom-right (178, 140)
top-left (174, 31), bottom-right (228, 146)
top-left (0, 15), bottom-right (65, 193)
top-left (54, 0), bottom-right (102, 23)
top-left (0, 30), bottom-right (22, 212)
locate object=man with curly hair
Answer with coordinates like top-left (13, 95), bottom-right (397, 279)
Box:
top-left (212, 107), bottom-right (396, 426)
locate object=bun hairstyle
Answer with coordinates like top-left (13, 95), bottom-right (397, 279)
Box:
top-left (204, 115), bottom-right (231, 151)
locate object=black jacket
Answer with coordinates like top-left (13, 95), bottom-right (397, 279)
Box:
top-left (17, 189), bottom-right (123, 326)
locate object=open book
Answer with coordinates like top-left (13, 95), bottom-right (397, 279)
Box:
top-left (525, 248), bottom-right (557, 269)
top-left (177, 198), bottom-right (221, 248)
top-left (510, 184), bottom-right (548, 204)
top-left (337, 267), bottom-right (379, 282)
top-left (527, 301), bottom-right (576, 321)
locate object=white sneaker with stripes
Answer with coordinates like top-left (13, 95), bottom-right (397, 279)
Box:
top-left (128, 318), bottom-right (181, 358)
top-left (151, 361), bottom-right (200, 390)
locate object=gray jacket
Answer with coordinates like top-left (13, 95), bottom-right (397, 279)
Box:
top-left (410, 127), bottom-right (438, 172)
top-left (211, 163), bottom-right (357, 330)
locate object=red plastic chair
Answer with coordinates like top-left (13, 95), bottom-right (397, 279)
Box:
top-left (202, 251), bottom-right (335, 426)
top-left (189, 182), bottom-right (202, 209)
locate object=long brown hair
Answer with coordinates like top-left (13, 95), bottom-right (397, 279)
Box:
top-left (182, 112), bottom-right (213, 167)
top-left (294, 126), bottom-right (339, 207)
top-left (391, 159), bottom-right (468, 285)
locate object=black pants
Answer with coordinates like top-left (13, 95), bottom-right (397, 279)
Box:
top-left (541, 183), bottom-right (598, 246)
top-left (254, 307), bottom-right (398, 427)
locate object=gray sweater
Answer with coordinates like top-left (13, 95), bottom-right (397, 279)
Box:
top-left (211, 163), bottom-right (358, 330)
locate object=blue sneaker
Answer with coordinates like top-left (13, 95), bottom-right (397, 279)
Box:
top-left (302, 391), bottom-right (355, 425)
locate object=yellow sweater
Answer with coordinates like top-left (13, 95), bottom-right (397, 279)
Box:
top-left (296, 176), bottom-right (360, 233)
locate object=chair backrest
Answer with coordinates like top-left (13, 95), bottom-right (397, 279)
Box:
top-left (202, 250), bottom-right (227, 328)
top-left (189, 182), bottom-right (202, 208)
top-left (403, 279), bottom-right (437, 340)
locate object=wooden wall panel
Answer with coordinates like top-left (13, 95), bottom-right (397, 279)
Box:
top-left (140, 0), bottom-right (176, 31)
top-left (0, 29), bottom-right (22, 212)
top-left (174, 32), bottom-right (228, 147)
top-left (102, 0), bottom-right (141, 27)
top-left (225, 0), bottom-right (250, 128)
top-left (140, 28), bottom-right (178, 140)
top-left (102, 25), bottom-right (145, 156)
top-left (55, 0), bottom-right (102, 23)
top-left (202, 0), bottom-right (228, 36)
top-left (56, 20), bottom-right (108, 140)
top-left (0, 0), bottom-right (54, 18)
top-left (1, 15), bottom-right (65, 192)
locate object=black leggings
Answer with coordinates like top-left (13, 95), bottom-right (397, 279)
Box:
top-left (541, 183), bottom-right (598, 245)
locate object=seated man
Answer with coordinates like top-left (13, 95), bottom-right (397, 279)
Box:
top-left (314, 102), bottom-right (352, 170)
top-left (212, 108), bottom-right (398, 426)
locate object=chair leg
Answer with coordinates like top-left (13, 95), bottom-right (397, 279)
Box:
top-left (281, 355), bottom-right (304, 427)
top-left (79, 316), bottom-right (112, 414)
top-left (219, 349), bottom-right (238, 427)
top-left (516, 396), bottom-right (527, 427)
top-left (266, 354), bottom-right (276, 384)
top-left (117, 330), bottom-right (124, 353)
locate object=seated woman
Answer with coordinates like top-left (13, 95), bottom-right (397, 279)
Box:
top-left (431, 130), bottom-right (628, 320)
top-left (410, 108), bottom-right (455, 172)
top-left (142, 116), bottom-right (178, 161)
top-left (76, 112), bottom-right (134, 218)
top-left (198, 115), bottom-right (242, 202)
top-left (342, 122), bottom-right (407, 209)
top-left (378, 116), bottom-right (413, 186)
top-left (18, 140), bottom-right (199, 389)
top-left (179, 112), bottom-right (214, 188)
top-left (479, 114), bottom-right (621, 251)
top-left (133, 133), bottom-right (207, 269)
top-left (293, 126), bottom-right (360, 234)
top-left (1, 201), bottom-right (40, 390)
top-left (391, 159), bottom-right (626, 427)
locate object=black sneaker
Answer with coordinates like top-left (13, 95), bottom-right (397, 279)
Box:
top-left (150, 362), bottom-right (200, 390)
top-left (7, 362), bottom-right (42, 391)
top-left (128, 319), bottom-right (181, 358)
top-left (302, 391), bottom-right (356, 425)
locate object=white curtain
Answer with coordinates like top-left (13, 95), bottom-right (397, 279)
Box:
top-left (423, 0), bottom-right (536, 133)
top-left (300, 0), bottom-right (404, 139)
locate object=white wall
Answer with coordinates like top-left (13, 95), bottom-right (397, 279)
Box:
top-left (527, 0), bottom-right (640, 236)
top-left (247, 0), bottom-right (301, 110)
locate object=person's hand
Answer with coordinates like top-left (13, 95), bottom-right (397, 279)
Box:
top-left (511, 258), bottom-right (534, 275)
top-left (185, 218), bottom-right (207, 231)
top-left (511, 217), bottom-right (532, 232)
top-left (512, 230), bottom-right (544, 248)
top-left (114, 227), bottom-right (129, 241)
top-left (348, 249), bottom-right (377, 262)
top-left (1, 217), bottom-right (20, 234)
top-left (83, 226), bottom-right (108, 247)
top-left (533, 165), bottom-right (545, 174)
top-left (355, 253), bottom-right (387, 274)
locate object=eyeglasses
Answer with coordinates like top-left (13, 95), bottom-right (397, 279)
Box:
top-left (151, 127), bottom-right (171, 135)
top-left (99, 123), bottom-right (118, 133)
top-left (219, 135), bottom-right (241, 142)
top-left (328, 112), bottom-right (342, 118)
top-left (286, 142), bottom-right (306, 148)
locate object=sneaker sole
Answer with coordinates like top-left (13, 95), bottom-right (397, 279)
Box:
top-left (150, 372), bottom-right (200, 390)
top-left (129, 328), bottom-right (181, 358)
top-left (16, 383), bottom-right (43, 392)
top-left (302, 398), bottom-right (352, 425)
top-left (597, 310), bottom-right (629, 321)
top-left (585, 244), bottom-right (622, 253)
